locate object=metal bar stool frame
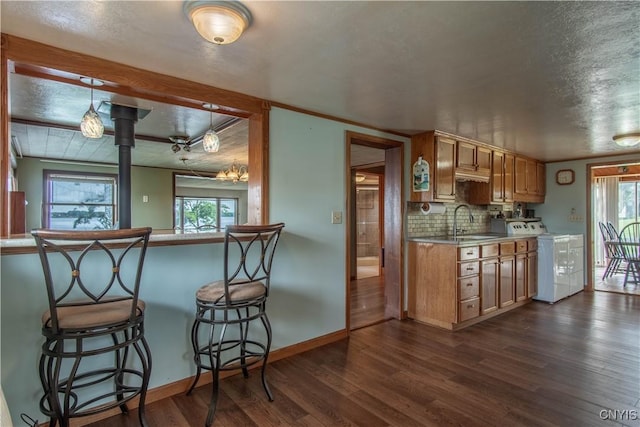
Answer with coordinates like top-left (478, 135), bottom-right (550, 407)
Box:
top-left (186, 223), bottom-right (285, 427)
top-left (31, 227), bottom-right (153, 427)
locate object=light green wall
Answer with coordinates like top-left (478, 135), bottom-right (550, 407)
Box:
top-left (531, 153), bottom-right (640, 236)
top-left (1, 107), bottom-right (410, 424)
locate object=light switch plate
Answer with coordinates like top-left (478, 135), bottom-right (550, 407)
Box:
top-left (331, 211), bottom-right (342, 224)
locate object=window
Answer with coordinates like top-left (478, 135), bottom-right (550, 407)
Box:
top-left (619, 180), bottom-right (640, 229)
top-left (43, 170), bottom-right (117, 230)
top-left (174, 197), bottom-right (238, 232)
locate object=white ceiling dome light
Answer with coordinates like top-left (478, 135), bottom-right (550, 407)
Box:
top-left (613, 132), bottom-right (640, 147)
top-left (184, 1), bottom-right (252, 45)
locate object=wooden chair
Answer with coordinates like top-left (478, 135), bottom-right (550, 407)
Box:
top-left (186, 223), bottom-right (285, 426)
top-left (599, 221), bottom-right (626, 279)
top-left (618, 222), bottom-right (640, 286)
top-left (31, 227), bottom-right (153, 427)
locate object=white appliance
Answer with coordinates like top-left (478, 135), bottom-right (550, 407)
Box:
top-left (535, 234), bottom-right (584, 303)
top-left (490, 218), bottom-right (547, 236)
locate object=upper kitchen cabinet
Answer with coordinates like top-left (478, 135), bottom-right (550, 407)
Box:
top-left (411, 131), bottom-right (456, 202)
top-left (469, 150), bottom-right (514, 205)
top-left (412, 130), bottom-right (545, 204)
top-left (456, 141), bottom-right (491, 182)
top-left (514, 156), bottom-right (546, 202)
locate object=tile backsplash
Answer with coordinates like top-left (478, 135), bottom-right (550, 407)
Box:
top-left (406, 202), bottom-right (491, 237)
top-left (406, 181), bottom-right (498, 237)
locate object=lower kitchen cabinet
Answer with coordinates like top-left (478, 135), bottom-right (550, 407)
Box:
top-left (408, 237), bottom-right (536, 330)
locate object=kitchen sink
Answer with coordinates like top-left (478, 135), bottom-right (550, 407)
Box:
top-left (452, 234), bottom-right (502, 241)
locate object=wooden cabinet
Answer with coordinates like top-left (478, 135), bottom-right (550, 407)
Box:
top-left (408, 237), bottom-right (535, 330)
top-left (410, 131), bottom-right (456, 203)
top-left (455, 141), bottom-right (490, 182)
top-left (435, 137), bottom-right (456, 201)
top-left (514, 156), bottom-right (546, 202)
top-left (468, 150), bottom-right (514, 205)
top-left (498, 242), bottom-right (515, 307)
top-left (413, 130), bottom-right (543, 204)
top-left (480, 243), bottom-right (499, 315)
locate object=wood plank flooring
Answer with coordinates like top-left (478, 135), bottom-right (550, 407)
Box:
top-left (87, 291), bottom-right (640, 427)
top-left (350, 274), bottom-right (386, 330)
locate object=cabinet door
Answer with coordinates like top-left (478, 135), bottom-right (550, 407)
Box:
top-left (491, 151), bottom-right (504, 203)
top-left (536, 162), bottom-right (546, 196)
top-left (476, 146), bottom-right (492, 177)
top-left (514, 157), bottom-right (527, 195)
top-left (481, 259), bottom-right (499, 314)
top-left (515, 254), bottom-right (527, 301)
top-left (527, 252), bottom-right (538, 298)
top-left (526, 159), bottom-right (538, 194)
top-left (499, 255), bottom-right (515, 307)
top-left (503, 153), bottom-right (514, 202)
top-left (435, 137), bottom-right (456, 201)
top-left (456, 141), bottom-right (476, 171)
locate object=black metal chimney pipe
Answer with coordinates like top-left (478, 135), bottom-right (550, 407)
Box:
top-left (110, 104), bottom-right (138, 229)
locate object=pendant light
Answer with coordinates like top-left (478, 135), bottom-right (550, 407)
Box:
top-left (80, 78), bottom-right (104, 139)
top-left (202, 103), bottom-right (220, 153)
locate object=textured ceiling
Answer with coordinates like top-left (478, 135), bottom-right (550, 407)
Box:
top-left (1, 1), bottom-right (639, 162)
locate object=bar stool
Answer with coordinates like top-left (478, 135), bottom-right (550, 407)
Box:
top-left (186, 223), bottom-right (285, 426)
top-left (31, 227), bottom-right (153, 427)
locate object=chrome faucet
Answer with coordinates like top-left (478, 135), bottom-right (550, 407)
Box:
top-left (453, 204), bottom-right (474, 239)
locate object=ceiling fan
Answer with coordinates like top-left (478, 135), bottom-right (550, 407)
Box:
top-left (169, 135), bottom-right (193, 153)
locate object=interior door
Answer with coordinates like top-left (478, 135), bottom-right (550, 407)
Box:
top-left (384, 146), bottom-right (402, 319)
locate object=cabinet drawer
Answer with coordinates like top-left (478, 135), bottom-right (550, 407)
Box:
top-left (458, 246), bottom-right (479, 261)
top-left (458, 261), bottom-right (480, 277)
top-left (459, 297), bottom-right (480, 322)
top-left (459, 276), bottom-right (480, 300)
top-left (528, 239), bottom-right (538, 251)
top-left (481, 243), bottom-right (499, 258)
top-left (516, 240), bottom-right (528, 253)
top-left (500, 242), bottom-right (515, 255)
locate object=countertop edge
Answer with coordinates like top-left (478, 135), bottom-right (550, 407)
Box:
top-left (407, 234), bottom-right (536, 245)
top-left (1, 230), bottom-right (226, 255)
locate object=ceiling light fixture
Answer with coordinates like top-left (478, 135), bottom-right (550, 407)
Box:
top-left (79, 77), bottom-right (104, 138)
top-left (216, 161), bottom-right (248, 183)
top-left (169, 135), bottom-right (192, 153)
top-left (184, 0), bottom-right (252, 45)
top-left (202, 103), bottom-right (220, 152)
top-left (613, 132), bottom-right (640, 147)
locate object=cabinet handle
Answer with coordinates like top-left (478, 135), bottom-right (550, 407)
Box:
top-left (466, 282), bottom-right (473, 287)
top-left (466, 266), bottom-right (475, 271)
top-left (466, 251), bottom-right (474, 255)
top-left (467, 304), bottom-right (475, 308)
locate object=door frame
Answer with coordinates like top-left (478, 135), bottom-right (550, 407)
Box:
top-left (586, 158), bottom-right (640, 291)
top-left (345, 131), bottom-right (404, 332)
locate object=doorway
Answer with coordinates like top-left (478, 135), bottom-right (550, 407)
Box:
top-left (346, 131), bottom-right (404, 331)
top-left (589, 160), bottom-right (640, 295)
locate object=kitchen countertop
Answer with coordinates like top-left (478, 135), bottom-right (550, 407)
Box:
top-left (407, 233), bottom-right (537, 245)
top-left (0, 229), bottom-right (226, 255)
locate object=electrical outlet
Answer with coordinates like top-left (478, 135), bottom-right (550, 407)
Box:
top-left (331, 211), bottom-right (342, 224)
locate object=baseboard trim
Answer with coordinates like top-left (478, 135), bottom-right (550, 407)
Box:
top-left (39, 329), bottom-right (348, 426)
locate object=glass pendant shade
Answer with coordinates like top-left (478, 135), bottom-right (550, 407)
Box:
top-left (185, 1), bottom-right (252, 45)
top-left (216, 170), bottom-right (227, 179)
top-left (203, 128), bottom-right (220, 152)
top-left (80, 103), bottom-right (104, 138)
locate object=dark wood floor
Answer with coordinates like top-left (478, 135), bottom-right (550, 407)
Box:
top-left (350, 274), bottom-right (386, 330)
top-left (88, 291), bottom-right (640, 427)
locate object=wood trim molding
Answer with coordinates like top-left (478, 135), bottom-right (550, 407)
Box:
top-left (0, 33), bottom-right (269, 236)
top-left (1, 36), bottom-right (9, 237)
